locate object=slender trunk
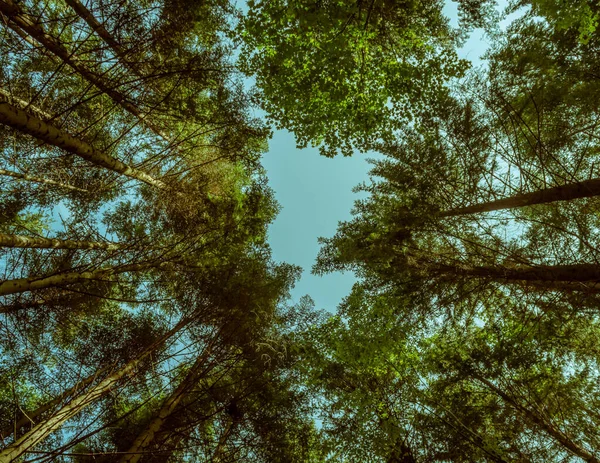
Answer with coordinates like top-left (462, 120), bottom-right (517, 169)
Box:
top-left (64, 0), bottom-right (195, 167)
top-left (409, 251), bottom-right (600, 292)
top-left (0, 291), bottom-right (79, 314)
top-left (0, 260), bottom-right (169, 297)
top-left (0, 168), bottom-right (88, 193)
top-left (0, 368), bottom-right (106, 439)
top-left (431, 261), bottom-right (600, 283)
top-left (120, 348), bottom-right (213, 463)
top-left (0, 232), bottom-right (121, 250)
top-left (63, 0), bottom-right (145, 77)
top-left (0, 0), bottom-right (172, 143)
top-left (0, 96), bottom-right (168, 189)
top-left (0, 318), bottom-right (190, 463)
top-left (440, 178), bottom-right (600, 217)
top-left (212, 419), bottom-right (235, 462)
top-left (0, 11), bottom-right (36, 47)
top-left (473, 374), bottom-right (599, 463)
top-left (0, 87), bottom-right (51, 120)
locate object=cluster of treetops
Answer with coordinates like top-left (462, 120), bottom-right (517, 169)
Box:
top-left (0, 0), bottom-right (598, 461)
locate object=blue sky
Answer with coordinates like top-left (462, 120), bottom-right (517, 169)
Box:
top-left (261, 0), bottom-right (512, 312)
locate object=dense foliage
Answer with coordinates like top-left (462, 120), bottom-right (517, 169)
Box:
top-left (1, 0), bottom-right (599, 462)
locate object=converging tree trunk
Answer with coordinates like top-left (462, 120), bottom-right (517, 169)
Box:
top-left (0, 367), bottom-right (107, 439)
top-left (212, 419), bottom-right (236, 463)
top-left (120, 346), bottom-right (214, 463)
top-left (0, 168), bottom-right (88, 193)
top-left (0, 0), bottom-right (172, 143)
top-left (0, 291), bottom-right (83, 314)
top-left (0, 260), bottom-right (171, 297)
top-left (0, 318), bottom-right (191, 463)
top-left (0, 86), bottom-right (51, 120)
top-left (63, 0), bottom-right (148, 78)
top-left (409, 251), bottom-right (600, 292)
top-left (0, 233), bottom-right (121, 250)
top-left (0, 96), bottom-right (168, 189)
top-left (440, 178), bottom-right (600, 217)
top-left (472, 373), bottom-right (600, 463)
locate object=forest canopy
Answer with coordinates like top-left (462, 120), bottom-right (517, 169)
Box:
top-left (1, 0), bottom-right (600, 462)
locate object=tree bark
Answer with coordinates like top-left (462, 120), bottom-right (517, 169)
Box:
top-left (212, 419), bottom-right (235, 462)
top-left (0, 368), bottom-right (106, 439)
top-left (0, 87), bottom-right (51, 120)
top-left (440, 178), bottom-right (600, 217)
top-left (0, 96), bottom-right (168, 189)
top-left (0, 0), bottom-right (172, 143)
top-left (0, 260), bottom-right (169, 297)
top-left (120, 347), bottom-right (213, 463)
top-left (0, 232), bottom-right (121, 250)
top-left (473, 374), bottom-right (600, 463)
top-left (0, 318), bottom-right (191, 463)
top-left (63, 0), bottom-right (145, 76)
top-left (0, 168), bottom-right (88, 193)
top-left (409, 251), bottom-right (600, 292)
top-left (0, 291), bottom-right (80, 314)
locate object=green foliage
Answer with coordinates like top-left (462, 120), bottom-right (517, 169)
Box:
top-left (237, 0), bottom-right (471, 156)
top-left (514, 0), bottom-right (600, 43)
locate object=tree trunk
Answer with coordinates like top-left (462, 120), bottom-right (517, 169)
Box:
top-left (0, 260), bottom-right (168, 297)
top-left (0, 291), bottom-right (80, 314)
top-left (0, 86), bottom-right (51, 120)
top-left (0, 96), bottom-right (168, 189)
top-left (0, 168), bottom-right (88, 193)
top-left (63, 0), bottom-right (146, 77)
top-left (0, 0), bottom-right (172, 143)
top-left (473, 374), bottom-right (600, 463)
top-left (0, 232), bottom-right (121, 250)
top-left (0, 318), bottom-right (191, 463)
top-left (0, 368), bottom-right (106, 439)
top-left (212, 420), bottom-right (235, 463)
top-left (431, 261), bottom-right (600, 283)
top-left (63, 0), bottom-right (195, 166)
top-left (440, 178), bottom-right (600, 217)
top-left (120, 347), bottom-right (213, 463)
top-left (409, 251), bottom-right (600, 292)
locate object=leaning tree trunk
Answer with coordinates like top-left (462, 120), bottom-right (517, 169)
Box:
top-left (0, 260), bottom-right (170, 297)
top-left (0, 168), bottom-right (88, 193)
top-left (64, 0), bottom-right (202, 169)
top-left (0, 96), bottom-right (168, 189)
top-left (473, 373), bottom-right (600, 463)
top-left (64, 0), bottom-right (148, 77)
top-left (120, 345), bottom-right (215, 463)
top-left (0, 232), bottom-right (121, 250)
top-left (0, 317), bottom-right (191, 463)
top-left (431, 261), bottom-right (600, 283)
top-left (212, 419), bottom-right (236, 463)
top-left (440, 178), bottom-right (600, 217)
top-left (0, 86), bottom-right (51, 120)
top-left (0, 0), bottom-right (173, 143)
top-left (0, 367), bottom-right (107, 439)
top-left (0, 290), bottom-right (84, 314)
top-left (409, 250), bottom-right (600, 292)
